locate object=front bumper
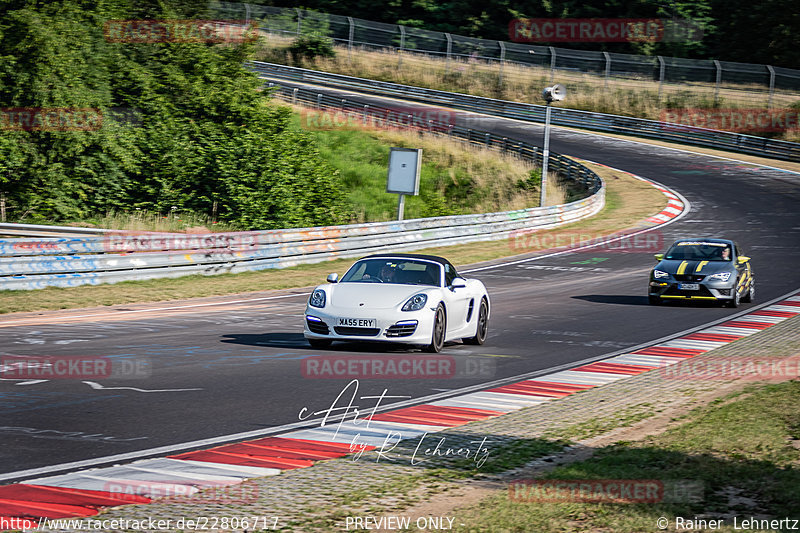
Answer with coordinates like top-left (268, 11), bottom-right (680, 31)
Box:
top-left (303, 306), bottom-right (436, 345)
top-left (648, 278), bottom-right (739, 302)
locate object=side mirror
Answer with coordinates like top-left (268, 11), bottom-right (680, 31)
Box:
top-left (737, 256), bottom-right (750, 264)
top-left (654, 253), bottom-right (664, 261)
top-left (326, 273), bottom-right (339, 283)
top-left (449, 277), bottom-right (467, 290)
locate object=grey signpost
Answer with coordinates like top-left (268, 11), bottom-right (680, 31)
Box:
top-left (387, 147), bottom-right (422, 221)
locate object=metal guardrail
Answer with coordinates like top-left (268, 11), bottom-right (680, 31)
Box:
top-left (0, 86), bottom-right (604, 291)
top-left (249, 61), bottom-right (800, 163)
top-left (0, 223), bottom-right (115, 238)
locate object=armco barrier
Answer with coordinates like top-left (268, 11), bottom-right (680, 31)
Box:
top-left (0, 89), bottom-right (604, 290)
top-left (249, 61), bottom-right (800, 163)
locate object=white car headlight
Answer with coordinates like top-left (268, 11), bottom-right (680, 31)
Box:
top-left (653, 270), bottom-right (669, 279)
top-left (707, 272), bottom-right (731, 282)
top-left (402, 293), bottom-right (428, 312)
top-left (309, 289), bottom-right (326, 308)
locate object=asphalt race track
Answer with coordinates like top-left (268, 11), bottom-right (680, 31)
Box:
top-left (2, 83), bottom-right (799, 482)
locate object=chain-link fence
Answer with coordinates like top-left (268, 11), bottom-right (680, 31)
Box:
top-left (210, 1), bottom-right (800, 111)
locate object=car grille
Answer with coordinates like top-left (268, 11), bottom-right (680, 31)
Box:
top-left (334, 326), bottom-right (381, 336)
top-left (306, 318), bottom-right (329, 335)
top-left (386, 322), bottom-right (418, 337)
top-left (673, 274), bottom-right (706, 282)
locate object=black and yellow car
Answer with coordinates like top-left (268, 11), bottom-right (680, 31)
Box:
top-left (648, 238), bottom-right (754, 307)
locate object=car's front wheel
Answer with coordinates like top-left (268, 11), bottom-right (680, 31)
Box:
top-left (425, 304), bottom-right (446, 353)
top-left (308, 339), bottom-right (332, 349)
top-left (648, 294), bottom-right (661, 306)
top-left (464, 298), bottom-right (488, 345)
top-left (725, 283), bottom-right (741, 308)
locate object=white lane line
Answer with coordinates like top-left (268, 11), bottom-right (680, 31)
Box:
top-left (0, 293), bottom-right (308, 327)
top-left (82, 381), bottom-right (202, 393)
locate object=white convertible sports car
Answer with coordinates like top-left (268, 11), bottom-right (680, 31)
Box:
top-left (303, 253), bottom-right (490, 352)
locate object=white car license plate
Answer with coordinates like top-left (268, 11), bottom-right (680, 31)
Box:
top-left (338, 317), bottom-right (377, 327)
top-left (679, 283), bottom-right (700, 291)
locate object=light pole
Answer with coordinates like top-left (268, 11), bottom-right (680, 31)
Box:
top-left (540, 83), bottom-right (566, 207)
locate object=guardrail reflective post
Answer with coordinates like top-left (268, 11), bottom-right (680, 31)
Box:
top-left (398, 26), bottom-right (406, 69)
top-left (767, 65), bottom-right (776, 109)
top-left (499, 41), bottom-right (506, 84)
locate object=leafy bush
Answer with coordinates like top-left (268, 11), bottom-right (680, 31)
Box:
top-left (287, 34), bottom-right (336, 63)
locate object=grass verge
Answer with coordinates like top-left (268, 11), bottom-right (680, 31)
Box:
top-left (255, 38), bottom-right (800, 143)
top-left (452, 381), bottom-right (800, 532)
top-left (0, 162), bottom-right (662, 315)
top-left (287, 105), bottom-right (552, 221)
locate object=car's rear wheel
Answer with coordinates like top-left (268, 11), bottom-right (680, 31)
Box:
top-left (742, 279), bottom-right (755, 303)
top-left (464, 298), bottom-right (488, 345)
top-left (425, 304), bottom-right (446, 353)
top-left (308, 339), bottom-right (332, 349)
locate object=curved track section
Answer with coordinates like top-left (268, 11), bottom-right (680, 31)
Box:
top-left (1, 80), bottom-right (799, 522)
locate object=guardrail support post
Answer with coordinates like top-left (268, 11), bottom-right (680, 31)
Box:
top-left (363, 104), bottom-right (369, 125)
top-left (295, 8), bottom-right (302, 36)
top-left (316, 93), bottom-right (322, 109)
top-left (485, 133), bottom-right (491, 147)
top-left (498, 41), bottom-right (506, 84)
top-left (398, 26), bottom-right (406, 68)
top-left (244, 3), bottom-right (251, 26)
top-left (549, 47), bottom-right (556, 83)
top-left (657, 56), bottom-right (665, 101)
top-left (347, 16), bottom-right (354, 59)
top-left (445, 33), bottom-right (453, 72)
top-left (714, 59), bottom-right (722, 104)
top-left (603, 51), bottom-right (611, 89)
top-left (292, 87), bottom-right (298, 104)
top-left (767, 65), bottom-right (776, 109)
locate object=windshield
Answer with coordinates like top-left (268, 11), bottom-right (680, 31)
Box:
top-left (664, 241), bottom-right (732, 261)
top-left (340, 259), bottom-right (441, 286)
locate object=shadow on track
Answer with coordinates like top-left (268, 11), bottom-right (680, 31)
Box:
top-left (571, 295), bottom-right (650, 305)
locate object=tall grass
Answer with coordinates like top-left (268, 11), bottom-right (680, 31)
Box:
top-left (255, 36), bottom-right (800, 143)
top-left (289, 105), bottom-right (562, 222)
